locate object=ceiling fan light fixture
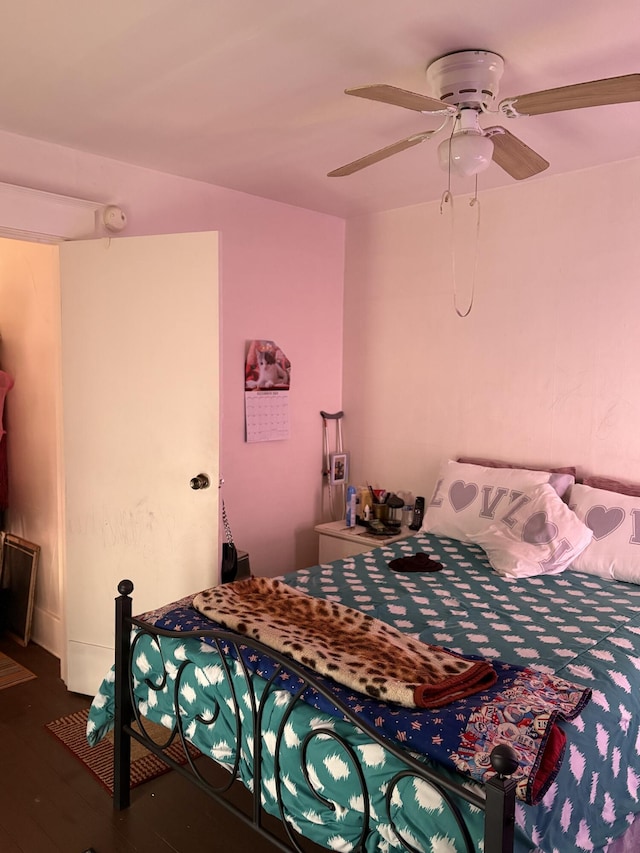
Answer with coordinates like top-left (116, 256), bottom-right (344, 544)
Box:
top-left (438, 131), bottom-right (494, 178)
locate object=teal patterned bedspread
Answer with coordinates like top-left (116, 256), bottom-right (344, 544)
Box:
top-left (87, 531), bottom-right (640, 852)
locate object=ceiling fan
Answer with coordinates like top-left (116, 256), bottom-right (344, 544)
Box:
top-left (328, 50), bottom-right (640, 181)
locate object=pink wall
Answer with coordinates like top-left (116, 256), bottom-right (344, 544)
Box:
top-left (0, 128), bottom-right (345, 583)
top-left (343, 157), bottom-right (640, 503)
top-left (220, 213), bottom-right (345, 574)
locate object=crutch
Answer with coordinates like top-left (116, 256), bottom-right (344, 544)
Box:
top-left (321, 410), bottom-right (345, 521)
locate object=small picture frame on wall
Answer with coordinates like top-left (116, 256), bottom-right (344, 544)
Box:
top-left (329, 452), bottom-right (349, 485)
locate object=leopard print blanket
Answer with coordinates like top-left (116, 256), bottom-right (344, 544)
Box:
top-left (192, 577), bottom-right (496, 709)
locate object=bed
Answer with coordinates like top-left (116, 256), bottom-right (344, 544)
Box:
top-left (87, 509), bottom-right (640, 852)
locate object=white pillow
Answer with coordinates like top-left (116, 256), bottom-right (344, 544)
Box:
top-left (471, 484), bottom-right (593, 578)
top-left (422, 459), bottom-right (575, 544)
top-left (569, 483), bottom-right (640, 583)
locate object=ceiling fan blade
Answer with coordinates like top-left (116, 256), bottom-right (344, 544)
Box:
top-left (486, 126), bottom-right (549, 180)
top-left (503, 74), bottom-right (640, 117)
top-left (328, 132), bottom-right (435, 177)
top-left (346, 84), bottom-right (451, 114)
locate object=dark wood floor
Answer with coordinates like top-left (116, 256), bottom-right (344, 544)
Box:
top-left (0, 636), bottom-right (322, 853)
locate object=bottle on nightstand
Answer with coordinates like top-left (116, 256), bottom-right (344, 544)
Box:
top-left (345, 485), bottom-right (357, 527)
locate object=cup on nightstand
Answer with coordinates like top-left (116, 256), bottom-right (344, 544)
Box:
top-left (372, 503), bottom-right (389, 522)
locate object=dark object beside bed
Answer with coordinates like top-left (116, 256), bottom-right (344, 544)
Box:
top-left (112, 578), bottom-right (518, 853)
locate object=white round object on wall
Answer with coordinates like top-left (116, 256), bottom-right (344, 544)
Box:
top-left (103, 205), bottom-right (127, 232)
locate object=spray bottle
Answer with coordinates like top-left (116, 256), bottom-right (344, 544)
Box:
top-left (345, 484), bottom-right (357, 527)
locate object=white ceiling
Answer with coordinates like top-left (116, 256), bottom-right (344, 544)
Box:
top-left (2, 0), bottom-right (640, 218)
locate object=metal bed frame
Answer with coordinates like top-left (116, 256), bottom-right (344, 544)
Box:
top-left (112, 580), bottom-right (519, 853)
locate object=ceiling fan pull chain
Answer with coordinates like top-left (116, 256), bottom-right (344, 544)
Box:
top-left (462, 178), bottom-right (481, 318)
top-left (440, 184), bottom-right (479, 319)
top-left (440, 190), bottom-right (455, 301)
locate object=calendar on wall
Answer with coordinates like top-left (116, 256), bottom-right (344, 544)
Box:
top-left (244, 339), bottom-right (291, 443)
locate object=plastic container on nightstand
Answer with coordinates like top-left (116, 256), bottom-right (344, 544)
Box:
top-left (398, 491), bottom-right (415, 527)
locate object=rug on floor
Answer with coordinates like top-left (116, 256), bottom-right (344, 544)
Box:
top-left (0, 649), bottom-right (36, 689)
top-left (45, 707), bottom-right (201, 794)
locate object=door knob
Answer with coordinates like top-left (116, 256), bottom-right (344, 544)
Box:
top-left (190, 473), bottom-right (211, 490)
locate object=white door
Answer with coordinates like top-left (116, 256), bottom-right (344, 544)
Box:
top-left (59, 232), bottom-right (220, 695)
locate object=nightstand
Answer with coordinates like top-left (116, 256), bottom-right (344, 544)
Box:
top-left (314, 520), bottom-right (414, 563)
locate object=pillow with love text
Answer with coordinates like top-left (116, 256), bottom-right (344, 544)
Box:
top-left (422, 459), bottom-right (575, 544)
top-left (471, 484), bottom-right (593, 578)
top-left (568, 483), bottom-right (640, 583)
